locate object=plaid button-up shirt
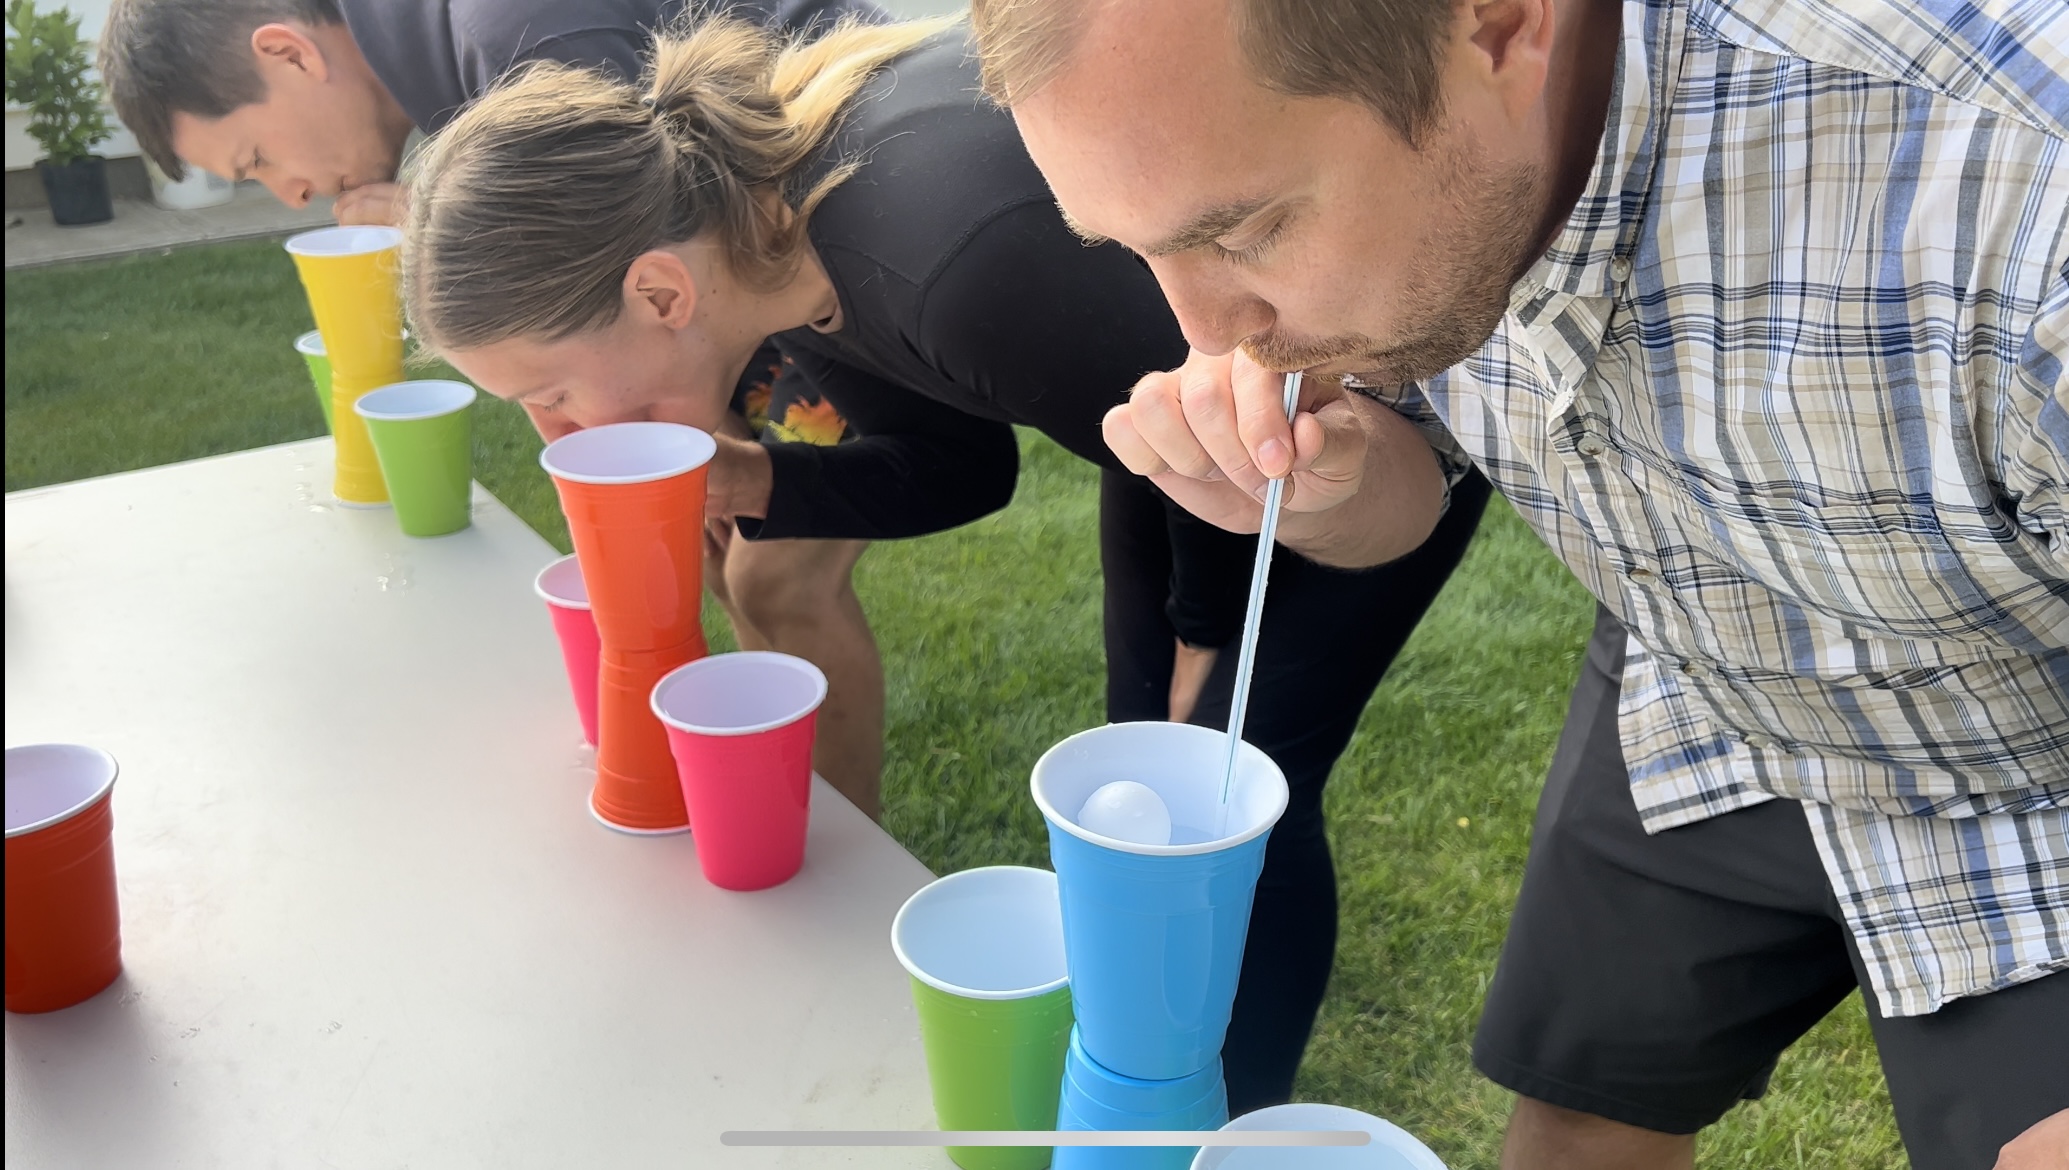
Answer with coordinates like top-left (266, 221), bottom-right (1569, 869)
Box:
top-left (1379, 0), bottom-right (2068, 1016)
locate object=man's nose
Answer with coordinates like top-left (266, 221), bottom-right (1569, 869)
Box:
top-left (261, 174), bottom-right (315, 209)
top-left (1149, 260), bottom-right (1274, 358)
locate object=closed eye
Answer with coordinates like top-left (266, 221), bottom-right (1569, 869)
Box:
top-left (1214, 216), bottom-right (1288, 264)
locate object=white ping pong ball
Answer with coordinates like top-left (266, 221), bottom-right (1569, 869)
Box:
top-left (1077, 780), bottom-right (1173, 846)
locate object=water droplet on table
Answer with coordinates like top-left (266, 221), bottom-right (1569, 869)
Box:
top-left (375, 556), bottom-right (413, 593)
top-left (292, 482), bottom-right (332, 513)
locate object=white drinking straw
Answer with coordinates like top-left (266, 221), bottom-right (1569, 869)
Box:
top-left (1217, 371), bottom-right (1304, 823)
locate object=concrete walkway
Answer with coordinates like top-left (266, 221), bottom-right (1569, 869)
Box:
top-left (4, 183), bottom-right (335, 270)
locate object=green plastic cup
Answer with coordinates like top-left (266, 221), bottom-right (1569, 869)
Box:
top-left (893, 866), bottom-right (1074, 1170)
top-left (295, 330), bottom-right (333, 431)
top-left (353, 380), bottom-right (477, 537)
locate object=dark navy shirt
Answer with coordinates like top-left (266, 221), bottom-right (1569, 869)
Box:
top-left (341, 0), bottom-right (881, 132)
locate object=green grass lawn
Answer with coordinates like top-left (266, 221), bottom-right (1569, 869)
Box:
top-left (5, 241), bottom-right (1904, 1168)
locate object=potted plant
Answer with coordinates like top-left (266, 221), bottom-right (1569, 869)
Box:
top-left (5, 0), bottom-right (113, 226)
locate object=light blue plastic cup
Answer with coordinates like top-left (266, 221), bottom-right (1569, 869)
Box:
top-left (1031, 722), bottom-right (1288, 1082)
top-left (1190, 1103), bottom-right (1448, 1169)
top-left (1055, 1026), bottom-right (1229, 1170)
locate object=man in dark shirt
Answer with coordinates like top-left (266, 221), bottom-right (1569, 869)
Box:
top-left (98, 0), bottom-right (875, 225)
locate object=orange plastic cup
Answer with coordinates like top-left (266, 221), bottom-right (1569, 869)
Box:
top-left (5, 744), bottom-right (122, 1014)
top-left (540, 423), bottom-right (717, 834)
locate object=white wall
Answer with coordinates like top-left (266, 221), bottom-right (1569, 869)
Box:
top-left (6, 0), bottom-right (140, 168)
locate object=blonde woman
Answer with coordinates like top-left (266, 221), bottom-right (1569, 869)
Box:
top-left (400, 16), bottom-right (1488, 1110)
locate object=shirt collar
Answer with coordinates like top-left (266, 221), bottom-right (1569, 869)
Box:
top-left (1516, 0), bottom-right (1682, 305)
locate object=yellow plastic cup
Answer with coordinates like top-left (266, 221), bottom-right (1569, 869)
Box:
top-left (285, 226), bottom-right (405, 506)
top-left (294, 331), bottom-right (333, 432)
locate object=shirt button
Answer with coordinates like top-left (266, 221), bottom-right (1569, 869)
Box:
top-left (1609, 256), bottom-right (1634, 283)
top-left (1627, 566), bottom-right (1658, 586)
top-left (1742, 733), bottom-right (1774, 750)
top-left (1680, 660), bottom-right (1712, 680)
top-left (1576, 436), bottom-right (1607, 458)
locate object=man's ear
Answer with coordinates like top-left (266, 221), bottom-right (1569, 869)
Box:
top-left (1462, 0), bottom-right (1556, 119)
top-left (623, 250), bottom-right (700, 329)
top-left (250, 22), bottom-right (330, 84)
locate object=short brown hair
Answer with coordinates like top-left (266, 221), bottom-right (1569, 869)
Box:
top-left (970, 0), bottom-right (1457, 147)
top-left (98, 0), bottom-right (342, 180)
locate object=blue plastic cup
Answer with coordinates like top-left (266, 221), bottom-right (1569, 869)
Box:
top-left (1055, 1026), bottom-right (1228, 1170)
top-left (1032, 722), bottom-right (1288, 1081)
top-left (1190, 1103), bottom-right (1449, 1169)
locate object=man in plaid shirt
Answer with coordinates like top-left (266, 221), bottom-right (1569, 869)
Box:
top-left (976, 0), bottom-right (2066, 1164)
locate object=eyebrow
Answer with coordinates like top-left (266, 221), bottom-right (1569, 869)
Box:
top-left (1139, 198), bottom-right (1273, 258)
top-left (1057, 197), bottom-right (1278, 258)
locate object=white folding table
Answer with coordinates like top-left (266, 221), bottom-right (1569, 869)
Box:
top-left (4, 441), bottom-right (940, 1168)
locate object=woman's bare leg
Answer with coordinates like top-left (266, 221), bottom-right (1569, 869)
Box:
top-left (711, 532), bottom-right (884, 819)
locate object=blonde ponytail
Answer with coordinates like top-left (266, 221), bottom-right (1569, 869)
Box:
top-left (402, 13), bottom-right (955, 353)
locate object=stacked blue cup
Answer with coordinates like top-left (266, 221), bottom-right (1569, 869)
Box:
top-left (1056, 1028), bottom-right (1229, 1169)
top-left (1032, 722), bottom-right (1290, 1168)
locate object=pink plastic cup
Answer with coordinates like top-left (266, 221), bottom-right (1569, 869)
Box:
top-left (534, 555), bottom-right (601, 747)
top-left (651, 652), bottom-right (827, 891)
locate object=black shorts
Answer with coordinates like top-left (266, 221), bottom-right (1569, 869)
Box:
top-left (1472, 606), bottom-right (2069, 1169)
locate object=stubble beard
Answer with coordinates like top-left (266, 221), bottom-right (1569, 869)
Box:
top-left (1243, 143), bottom-right (1548, 388)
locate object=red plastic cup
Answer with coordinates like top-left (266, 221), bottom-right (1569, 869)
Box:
top-left (5, 744), bottom-right (122, 1013)
top-left (651, 653), bottom-right (827, 891)
top-left (534, 555), bottom-right (601, 747)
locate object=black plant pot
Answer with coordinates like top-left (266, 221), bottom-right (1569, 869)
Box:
top-left (37, 156), bottom-right (114, 227)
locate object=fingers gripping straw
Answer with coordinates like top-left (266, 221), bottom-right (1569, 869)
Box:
top-left (285, 226), bottom-right (408, 505)
top-left (541, 423), bottom-right (717, 834)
